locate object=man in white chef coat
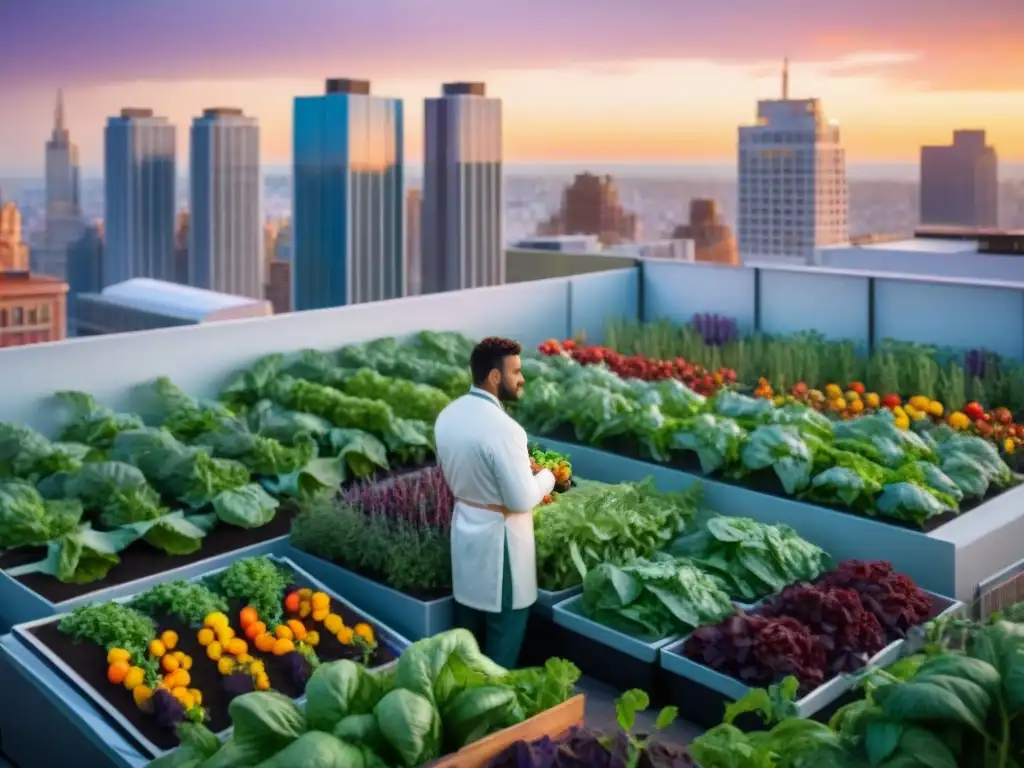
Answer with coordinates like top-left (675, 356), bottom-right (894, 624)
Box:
top-left (434, 337), bottom-right (555, 667)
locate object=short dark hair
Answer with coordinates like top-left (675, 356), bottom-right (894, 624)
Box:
top-left (470, 337), bottom-right (522, 386)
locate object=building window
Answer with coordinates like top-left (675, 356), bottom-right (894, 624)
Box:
top-left (27, 308), bottom-right (38, 325)
top-left (40, 305), bottom-right (50, 323)
top-left (11, 307), bottom-right (23, 326)
top-left (0, 308), bottom-right (6, 327)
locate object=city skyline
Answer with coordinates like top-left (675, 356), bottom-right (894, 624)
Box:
top-left (2, 1), bottom-right (1023, 173)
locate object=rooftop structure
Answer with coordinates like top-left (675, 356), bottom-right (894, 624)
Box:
top-left (73, 277), bottom-right (271, 336)
top-left (816, 230), bottom-right (1024, 280)
top-left (0, 270), bottom-right (68, 347)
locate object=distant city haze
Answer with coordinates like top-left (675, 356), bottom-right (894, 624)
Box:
top-left (5, 169), bottom-right (1024, 248)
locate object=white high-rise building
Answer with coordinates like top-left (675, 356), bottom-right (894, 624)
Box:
top-left (421, 82), bottom-right (504, 294)
top-left (738, 61), bottom-right (848, 264)
top-left (189, 108), bottom-right (262, 298)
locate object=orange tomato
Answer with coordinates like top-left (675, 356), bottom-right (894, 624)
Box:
top-left (239, 606), bottom-right (258, 629)
top-left (284, 592), bottom-right (301, 613)
top-left (286, 620), bottom-right (306, 641)
top-left (274, 625), bottom-right (293, 641)
top-left (226, 638), bottom-right (248, 656)
top-left (108, 660), bottom-right (130, 685)
top-left (245, 621), bottom-right (267, 640)
top-left (272, 638), bottom-right (294, 656)
top-left (254, 633), bottom-right (276, 653)
top-left (160, 654), bottom-right (180, 673)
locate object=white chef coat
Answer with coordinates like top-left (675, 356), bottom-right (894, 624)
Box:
top-left (435, 387), bottom-right (555, 612)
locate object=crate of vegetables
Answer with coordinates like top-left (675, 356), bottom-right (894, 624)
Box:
top-left (658, 560), bottom-right (964, 728)
top-left (6, 554), bottom-right (410, 761)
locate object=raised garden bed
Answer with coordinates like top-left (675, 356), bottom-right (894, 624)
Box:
top-left (659, 578), bottom-right (962, 730)
top-left (10, 555), bottom-right (409, 760)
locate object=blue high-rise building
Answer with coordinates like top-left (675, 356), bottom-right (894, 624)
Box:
top-left (190, 108), bottom-right (262, 298)
top-left (292, 78), bottom-right (404, 310)
top-left (103, 108), bottom-right (176, 286)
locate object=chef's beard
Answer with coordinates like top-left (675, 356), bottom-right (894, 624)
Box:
top-left (497, 380), bottom-right (522, 402)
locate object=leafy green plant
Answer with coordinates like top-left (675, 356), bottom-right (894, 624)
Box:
top-left (212, 556), bottom-right (292, 627)
top-left (131, 580), bottom-right (230, 628)
top-left (534, 480), bottom-right (700, 592)
top-left (59, 601), bottom-right (156, 655)
top-left (608, 689), bottom-right (679, 768)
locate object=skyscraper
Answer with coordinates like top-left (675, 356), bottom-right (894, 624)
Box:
top-left (292, 78), bottom-right (404, 310)
top-left (421, 82), bottom-right (503, 294)
top-left (189, 108), bottom-right (263, 298)
top-left (737, 60), bottom-right (848, 263)
top-left (103, 108), bottom-right (176, 286)
top-left (36, 89), bottom-right (83, 279)
top-left (920, 130), bottom-right (999, 228)
top-left (671, 199), bottom-right (740, 265)
top-left (406, 188), bottom-right (422, 296)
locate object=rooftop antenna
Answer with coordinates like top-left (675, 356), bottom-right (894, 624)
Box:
top-left (782, 58), bottom-right (789, 99)
top-left (55, 88), bottom-right (65, 133)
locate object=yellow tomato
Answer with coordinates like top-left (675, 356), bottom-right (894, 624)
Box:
top-left (297, 588), bottom-right (313, 599)
top-left (1005, 438), bottom-right (1016, 454)
top-left (337, 626), bottom-right (355, 645)
top-left (206, 641), bottom-right (223, 661)
top-left (188, 689), bottom-right (203, 707)
top-left (250, 660), bottom-right (266, 676)
top-left (160, 630), bottom-right (178, 651)
top-left (197, 628), bottom-right (215, 646)
top-left (865, 393), bottom-right (880, 408)
top-left (354, 623), bottom-right (375, 644)
top-left (825, 384), bottom-right (842, 399)
top-left (927, 401), bottom-right (944, 417)
top-left (311, 592), bottom-right (330, 611)
top-left (312, 608), bottom-right (329, 622)
top-left (808, 389), bottom-right (825, 403)
top-left (216, 626), bottom-right (236, 644)
top-left (123, 666), bottom-right (145, 691)
top-left (160, 654), bottom-right (180, 673)
top-left (909, 395), bottom-right (930, 411)
top-left (236, 653), bottom-right (254, 665)
top-left (204, 612), bottom-right (229, 630)
top-left (323, 614), bottom-right (344, 635)
top-left (844, 390), bottom-right (861, 402)
top-left (849, 399), bottom-right (864, 414)
top-left (948, 411), bottom-right (970, 429)
top-left (255, 674), bottom-right (271, 691)
top-left (217, 657), bottom-right (236, 676)
top-left (171, 687), bottom-right (194, 709)
top-left (305, 631), bottom-right (320, 647)
top-left (147, 640), bottom-right (166, 658)
top-left (299, 601), bottom-right (312, 619)
top-left (133, 685), bottom-right (154, 711)
top-left (226, 638), bottom-right (248, 656)
top-left (254, 632), bottom-right (277, 653)
top-left (107, 648), bottom-right (132, 665)
top-left (894, 415), bottom-right (910, 430)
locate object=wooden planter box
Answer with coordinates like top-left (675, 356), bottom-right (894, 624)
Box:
top-left (432, 694), bottom-right (586, 768)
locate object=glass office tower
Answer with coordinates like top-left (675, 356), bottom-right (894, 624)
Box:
top-left (292, 78), bottom-right (404, 310)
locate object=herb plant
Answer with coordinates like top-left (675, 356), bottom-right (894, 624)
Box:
top-left (131, 580), bottom-right (230, 628)
top-left (213, 557), bottom-right (292, 627)
top-left (59, 601), bottom-right (156, 655)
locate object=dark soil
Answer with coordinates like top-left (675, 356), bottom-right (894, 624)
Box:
top-left (25, 575), bottom-right (398, 756)
top-left (537, 430), bottom-right (998, 533)
top-left (0, 505), bottom-right (299, 604)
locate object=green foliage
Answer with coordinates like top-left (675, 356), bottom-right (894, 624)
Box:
top-left (131, 580), bottom-right (230, 628)
top-left (59, 601), bottom-right (156, 655)
top-left (213, 556), bottom-right (292, 628)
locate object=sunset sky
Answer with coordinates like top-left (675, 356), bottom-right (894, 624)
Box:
top-left (2, 0), bottom-right (1023, 173)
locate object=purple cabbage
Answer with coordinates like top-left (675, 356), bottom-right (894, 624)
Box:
top-left (485, 726), bottom-right (694, 767)
top-left (222, 672), bottom-right (256, 700)
top-left (152, 688), bottom-right (186, 729)
top-left (690, 313), bottom-right (738, 347)
top-left (283, 651), bottom-right (312, 688)
top-left (339, 466), bottom-right (454, 531)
